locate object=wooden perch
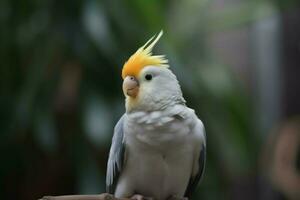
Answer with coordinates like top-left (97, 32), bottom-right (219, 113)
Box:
top-left (39, 193), bottom-right (187, 200)
top-left (39, 193), bottom-right (130, 200)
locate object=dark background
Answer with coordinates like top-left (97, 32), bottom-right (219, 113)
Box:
top-left (0, 0), bottom-right (300, 200)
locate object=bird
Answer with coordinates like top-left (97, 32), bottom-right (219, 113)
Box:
top-left (106, 31), bottom-right (206, 200)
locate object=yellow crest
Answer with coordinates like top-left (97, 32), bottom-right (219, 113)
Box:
top-left (122, 31), bottom-right (169, 79)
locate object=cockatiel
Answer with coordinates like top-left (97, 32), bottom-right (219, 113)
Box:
top-left (106, 31), bottom-right (206, 200)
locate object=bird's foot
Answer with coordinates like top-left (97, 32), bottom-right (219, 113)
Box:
top-left (130, 194), bottom-right (154, 200)
top-left (167, 195), bottom-right (188, 200)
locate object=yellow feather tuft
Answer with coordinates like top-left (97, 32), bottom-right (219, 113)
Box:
top-left (122, 30), bottom-right (168, 79)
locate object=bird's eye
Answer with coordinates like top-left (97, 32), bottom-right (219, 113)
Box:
top-left (145, 74), bottom-right (152, 81)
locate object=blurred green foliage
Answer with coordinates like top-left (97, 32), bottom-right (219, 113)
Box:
top-left (0, 0), bottom-right (299, 200)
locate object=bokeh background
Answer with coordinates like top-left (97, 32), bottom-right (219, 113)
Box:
top-left (1, 0), bottom-right (300, 200)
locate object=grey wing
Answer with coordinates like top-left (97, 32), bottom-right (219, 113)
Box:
top-left (106, 115), bottom-right (126, 194)
top-left (184, 130), bottom-right (206, 198)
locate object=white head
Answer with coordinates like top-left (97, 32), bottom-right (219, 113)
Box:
top-left (121, 31), bottom-right (185, 112)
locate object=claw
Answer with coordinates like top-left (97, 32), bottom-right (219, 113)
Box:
top-left (167, 195), bottom-right (188, 200)
top-left (130, 194), bottom-right (153, 200)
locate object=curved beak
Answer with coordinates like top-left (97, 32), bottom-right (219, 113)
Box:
top-left (123, 76), bottom-right (139, 98)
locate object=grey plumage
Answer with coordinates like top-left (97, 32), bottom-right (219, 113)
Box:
top-left (184, 143), bottom-right (206, 198)
top-left (106, 115), bottom-right (126, 194)
top-left (106, 105), bottom-right (206, 200)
